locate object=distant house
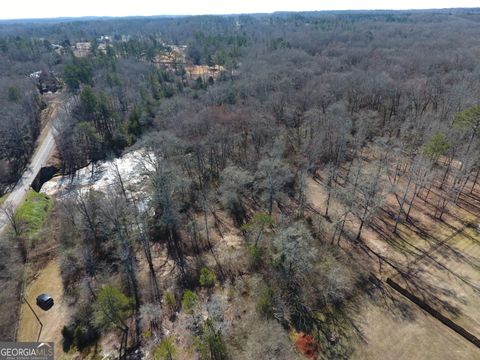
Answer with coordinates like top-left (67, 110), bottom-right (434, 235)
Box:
top-left (184, 64), bottom-right (225, 81)
top-left (29, 71), bottom-right (61, 94)
top-left (51, 44), bottom-right (64, 55)
top-left (37, 71), bottom-right (61, 94)
top-left (29, 70), bottom-right (42, 79)
top-left (97, 43), bottom-right (113, 55)
top-left (153, 45), bottom-right (187, 66)
top-left (98, 35), bottom-right (111, 43)
top-left (72, 42), bottom-right (92, 58)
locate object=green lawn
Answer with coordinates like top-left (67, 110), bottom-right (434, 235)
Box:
top-left (16, 190), bottom-right (52, 237)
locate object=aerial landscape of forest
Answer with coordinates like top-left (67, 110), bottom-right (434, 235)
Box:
top-left (0, 5), bottom-right (480, 360)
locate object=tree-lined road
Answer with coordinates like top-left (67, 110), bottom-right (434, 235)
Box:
top-left (0, 96), bottom-right (65, 235)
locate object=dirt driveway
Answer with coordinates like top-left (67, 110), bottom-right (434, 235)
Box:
top-left (17, 259), bottom-right (70, 358)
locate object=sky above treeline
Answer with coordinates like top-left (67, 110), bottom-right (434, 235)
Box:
top-left (1, 0), bottom-right (479, 20)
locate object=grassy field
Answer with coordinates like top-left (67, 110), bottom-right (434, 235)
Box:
top-left (391, 226), bottom-right (480, 338)
top-left (16, 189), bottom-right (52, 238)
top-left (350, 289), bottom-right (479, 360)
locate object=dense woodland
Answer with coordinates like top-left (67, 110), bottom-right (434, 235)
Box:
top-left (2, 9), bottom-right (480, 359)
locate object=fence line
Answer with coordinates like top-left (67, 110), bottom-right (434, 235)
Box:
top-left (386, 277), bottom-right (480, 348)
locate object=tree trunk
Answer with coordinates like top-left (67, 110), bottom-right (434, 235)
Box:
top-left (440, 152), bottom-right (454, 189)
top-left (405, 183), bottom-right (421, 223)
top-left (471, 168), bottom-right (480, 194)
top-left (325, 190), bottom-right (331, 219)
top-left (268, 190), bottom-right (274, 215)
top-left (356, 219), bottom-right (365, 242)
top-left (337, 213), bottom-right (348, 245)
top-left (393, 176), bottom-right (412, 233)
top-left (425, 183), bottom-right (433, 202)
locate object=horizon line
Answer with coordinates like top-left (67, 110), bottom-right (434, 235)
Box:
top-left (0, 7), bottom-right (479, 22)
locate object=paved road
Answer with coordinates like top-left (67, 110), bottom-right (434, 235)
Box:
top-left (0, 96), bottom-right (66, 235)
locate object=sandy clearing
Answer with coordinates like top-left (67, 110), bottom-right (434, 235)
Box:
top-left (391, 227), bottom-right (480, 338)
top-left (17, 260), bottom-right (70, 358)
top-left (351, 291), bottom-right (479, 360)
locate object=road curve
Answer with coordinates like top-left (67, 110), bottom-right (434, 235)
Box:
top-left (0, 96), bottom-right (66, 235)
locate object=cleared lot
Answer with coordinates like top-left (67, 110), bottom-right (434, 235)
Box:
top-left (17, 260), bottom-right (70, 358)
top-left (391, 226), bottom-right (480, 339)
top-left (351, 289), bottom-right (479, 360)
